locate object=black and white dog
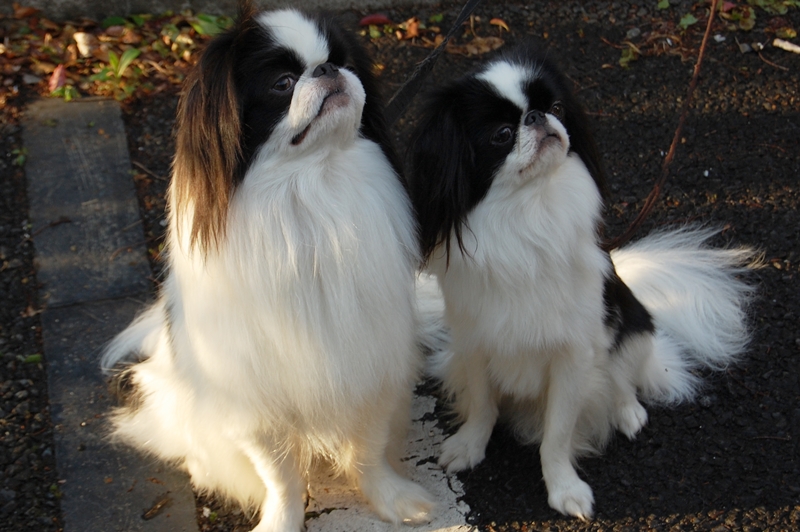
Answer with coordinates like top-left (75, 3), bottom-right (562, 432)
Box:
top-left (407, 44), bottom-right (755, 519)
top-left (102, 5), bottom-right (434, 530)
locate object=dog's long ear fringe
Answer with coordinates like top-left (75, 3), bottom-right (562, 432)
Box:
top-left (171, 2), bottom-right (257, 255)
top-left (408, 95), bottom-right (476, 266)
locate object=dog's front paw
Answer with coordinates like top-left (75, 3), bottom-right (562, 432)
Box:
top-left (438, 428), bottom-right (489, 473)
top-left (362, 474), bottom-right (435, 524)
top-left (614, 400), bottom-right (648, 439)
top-left (547, 477), bottom-right (594, 521)
top-left (250, 513), bottom-right (306, 532)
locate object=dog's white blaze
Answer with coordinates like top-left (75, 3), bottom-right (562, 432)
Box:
top-left (477, 61), bottom-right (530, 112)
top-left (258, 10), bottom-right (329, 68)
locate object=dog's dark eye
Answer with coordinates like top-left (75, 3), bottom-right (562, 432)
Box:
top-left (272, 75), bottom-right (296, 93)
top-left (490, 125), bottom-right (514, 146)
top-left (549, 102), bottom-right (565, 120)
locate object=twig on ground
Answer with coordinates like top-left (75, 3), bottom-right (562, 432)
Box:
top-left (30, 216), bottom-right (72, 238)
top-left (757, 52), bottom-right (789, 71)
top-left (133, 160), bottom-right (168, 181)
top-left (603, 0), bottom-right (720, 251)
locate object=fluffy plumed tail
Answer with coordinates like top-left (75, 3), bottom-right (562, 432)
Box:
top-left (100, 299), bottom-right (167, 373)
top-left (611, 226), bottom-right (758, 402)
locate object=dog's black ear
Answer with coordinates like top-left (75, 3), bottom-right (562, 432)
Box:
top-left (407, 92), bottom-right (476, 265)
top-left (171, 4), bottom-right (258, 255)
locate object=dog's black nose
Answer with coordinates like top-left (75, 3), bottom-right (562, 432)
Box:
top-left (312, 62), bottom-right (339, 79)
top-left (524, 110), bottom-right (546, 127)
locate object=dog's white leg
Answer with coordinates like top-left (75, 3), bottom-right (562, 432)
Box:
top-left (438, 350), bottom-right (498, 473)
top-left (352, 390), bottom-right (435, 525)
top-left (540, 344), bottom-right (595, 521)
top-left (239, 436), bottom-right (306, 532)
top-left (608, 355), bottom-right (647, 439)
top-left (610, 374), bottom-right (648, 439)
top-left (609, 333), bottom-right (655, 438)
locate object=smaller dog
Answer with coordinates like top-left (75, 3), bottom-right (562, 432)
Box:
top-left (407, 44), bottom-right (755, 519)
top-left (102, 5), bottom-right (434, 530)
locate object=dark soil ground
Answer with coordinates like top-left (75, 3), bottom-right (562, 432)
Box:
top-left (1, 0), bottom-right (799, 531)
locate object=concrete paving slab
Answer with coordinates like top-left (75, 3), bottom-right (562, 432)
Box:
top-left (24, 98), bottom-right (150, 309)
top-left (42, 300), bottom-right (198, 532)
top-left (24, 97), bottom-right (199, 532)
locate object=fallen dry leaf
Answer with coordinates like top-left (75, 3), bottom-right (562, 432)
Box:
top-left (490, 18), bottom-right (510, 32)
top-left (48, 64), bottom-right (66, 92)
top-left (359, 14), bottom-right (393, 26)
top-left (446, 36), bottom-right (504, 56)
top-left (120, 28), bottom-right (143, 45)
top-left (72, 31), bottom-right (100, 57)
top-left (13, 3), bottom-right (39, 19)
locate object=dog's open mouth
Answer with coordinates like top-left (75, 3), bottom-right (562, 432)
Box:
top-left (291, 89), bottom-right (349, 146)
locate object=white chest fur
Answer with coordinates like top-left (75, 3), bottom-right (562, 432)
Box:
top-left (430, 155), bottom-right (610, 396)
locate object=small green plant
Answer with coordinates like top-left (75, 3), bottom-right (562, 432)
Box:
top-left (109, 48), bottom-right (142, 80)
top-left (679, 13), bottom-right (699, 30)
top-left (11, 148), bottom-right (27, 166)
top-left (89, 48), bottom-right (142, 100)
top-left (51, 85), bottom-right (80, 102)
top-left (619, 45), bottom-right (640, 68)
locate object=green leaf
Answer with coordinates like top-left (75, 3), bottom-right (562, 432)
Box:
top-left (748, 0), bottom-right (788, 15)
top-left (23, 354), bottom-right (42, 364)
top-left (190, 14), bottom-right (229, 36)
top-left (108, 50), bottom-right (120, 73)
top-left (89, 67), bottom-right (114, 82)
top-left (116, 48), bottom-right (142, 78)
top-left (619, 47), bottom-right (640, 68)
top-left (102, 16), bottom-right (128, 28)
top-left (429, 13), bottom-right (444, 23)
top-left (679, 13), bottom-right (698, 29)
top-left (63, 85), bottom-right (79, 102)
top-left (658, 0), bottom-right (670, 9)
top-left (215, 15), bottom-right (234, 31)
top-left (369, 25), bottom-right (382, 39)
top-left (11, 148), bottom-right (27, 166)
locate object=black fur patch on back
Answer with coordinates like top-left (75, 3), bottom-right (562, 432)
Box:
top-left (603, 270), bottom-right (655, 351)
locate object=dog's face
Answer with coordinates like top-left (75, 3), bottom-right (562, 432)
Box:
top-left (235, 10), bottom-right (367, 159)
top-left (408, 45), bottom-right (607, 262)
top-left (172, 6), bottom-right (395, 254)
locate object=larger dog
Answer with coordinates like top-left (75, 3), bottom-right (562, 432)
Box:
top-left (101, 6), bottom-right (433, 530)
top-left (407, 44), bottom-right (755, 519)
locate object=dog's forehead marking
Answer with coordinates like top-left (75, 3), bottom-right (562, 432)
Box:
top-left (257, 10), bottom-right (329, 68)
top-left (477, 61), bottom-right (531, 112)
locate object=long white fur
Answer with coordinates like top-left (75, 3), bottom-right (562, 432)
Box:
top-left (102, 10), bottom-right (433, 532)
top-left (429, 59), bottom-right (755, 521)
